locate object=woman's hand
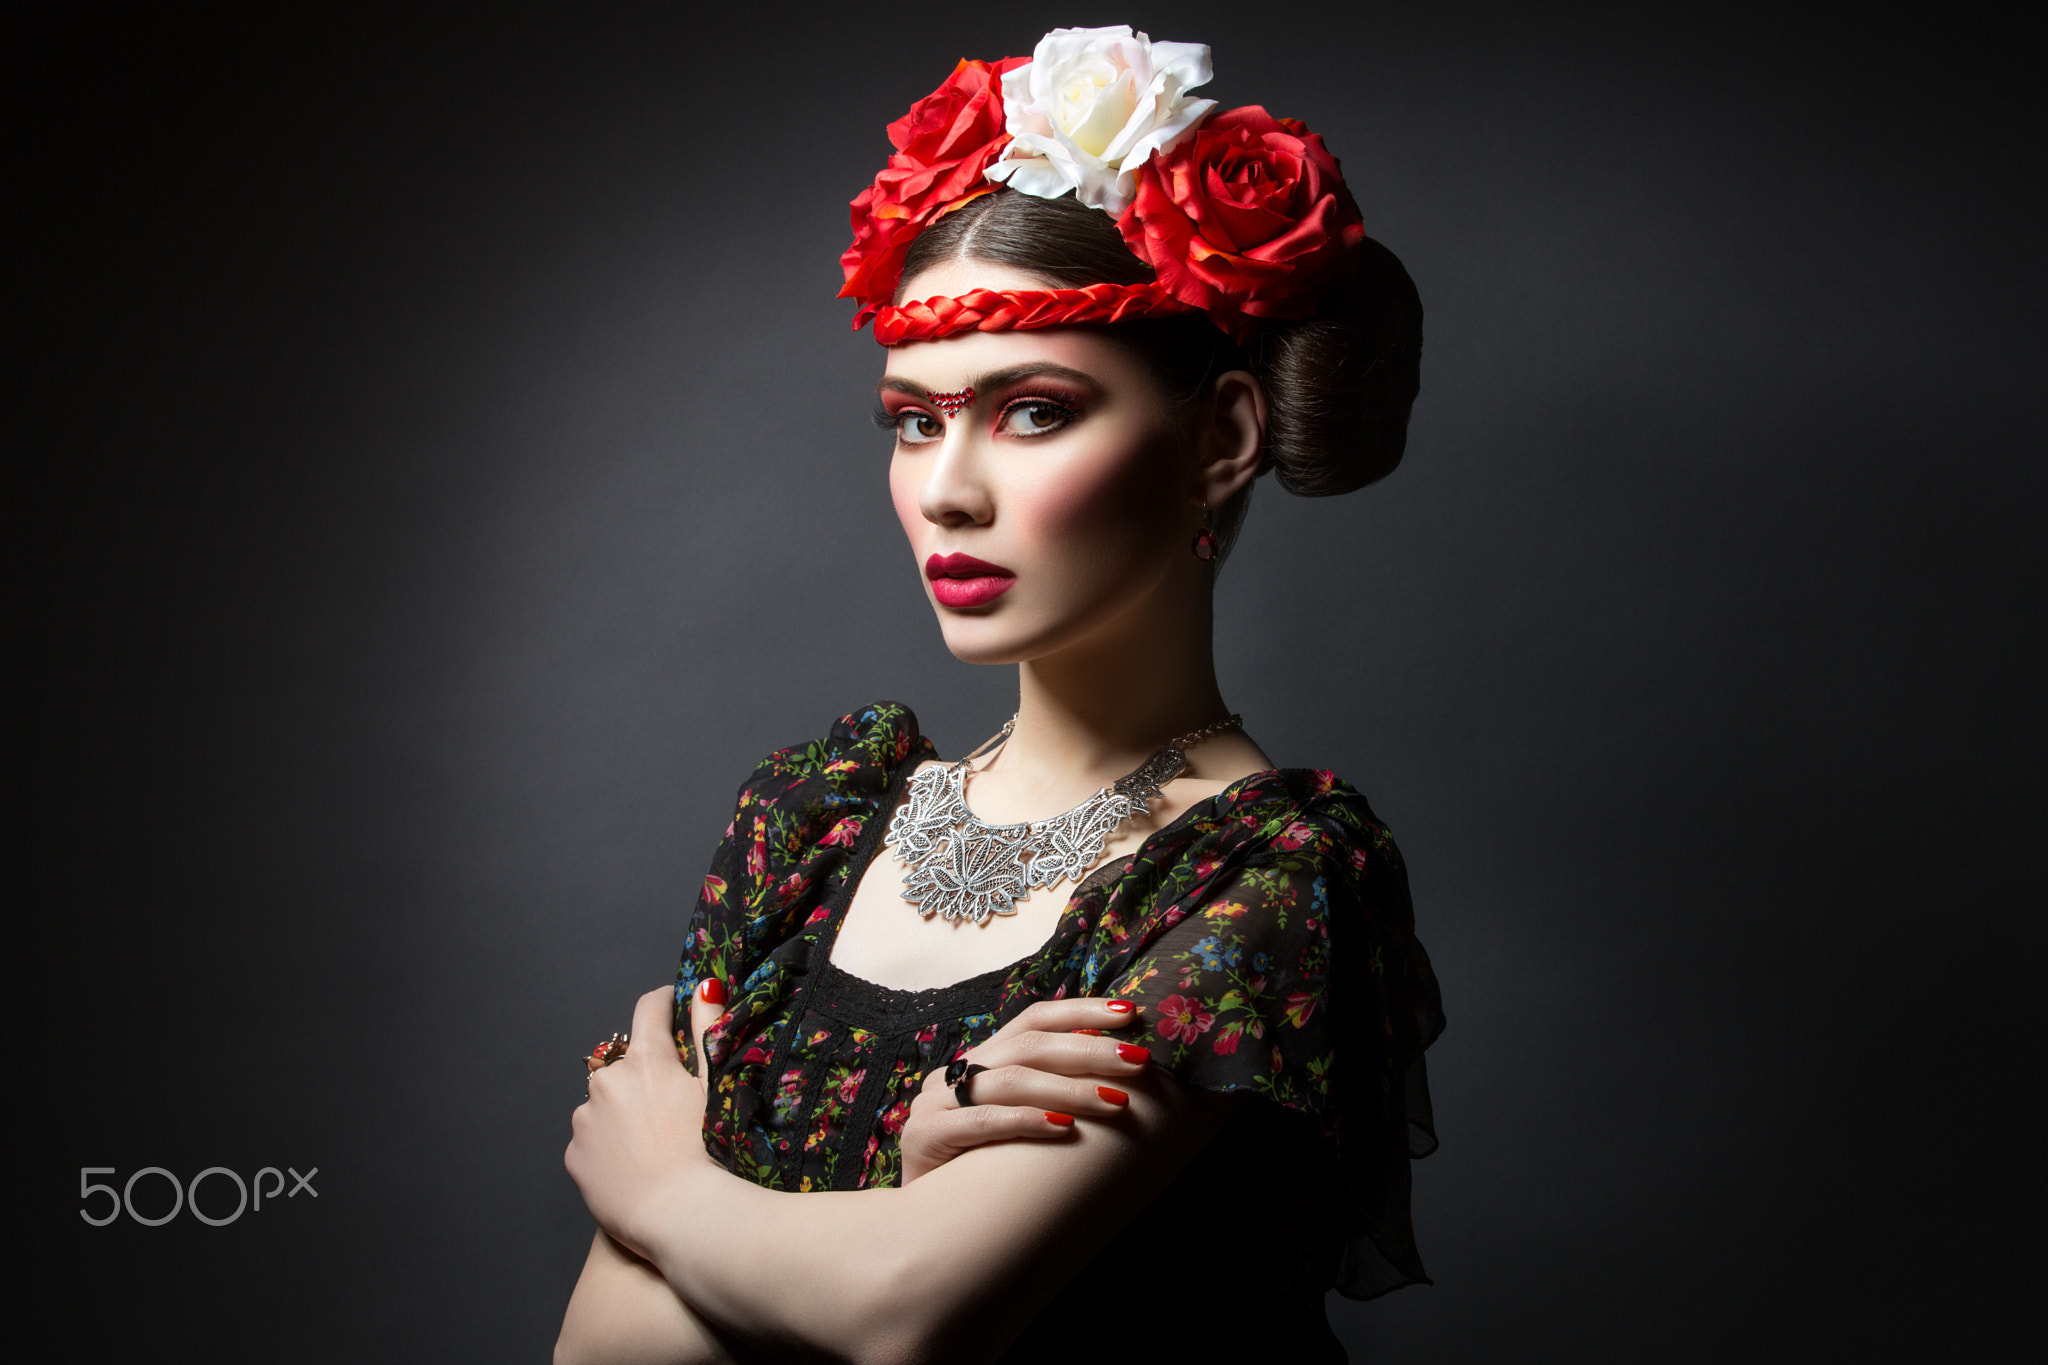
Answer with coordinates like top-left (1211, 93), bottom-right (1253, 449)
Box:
top-left (566, 979), bottom-right (728, 1258)
top-left (899, 997), bottom-right (1152, 1185)
top-left (557, 979), bottom-right (746, 1365)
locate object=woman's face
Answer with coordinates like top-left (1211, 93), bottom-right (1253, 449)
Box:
top-left (880, 260), bottom-right (1201, 665)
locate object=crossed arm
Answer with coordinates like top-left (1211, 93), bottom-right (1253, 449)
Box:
top-left (559, 984), bottom-right (1237, 1365)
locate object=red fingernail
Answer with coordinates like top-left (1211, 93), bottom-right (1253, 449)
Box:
top-left (1073, 1027), bottom-right (1102, 1037)
top-left (1045, 1112), bottom-right (1075, 1126)
top-left (1105, 1000), bottom-right (1136, 1014)
top-left (1115, 1044), bottom-right (1150, 1064)
top-left (698, 978), bottom-right (726, 1005)
top-left (1096, 1085), bottom-right (1129, 1106)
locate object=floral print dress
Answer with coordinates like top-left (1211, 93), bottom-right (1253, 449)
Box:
top-left (674, 702), bottom-right (1444, 1356)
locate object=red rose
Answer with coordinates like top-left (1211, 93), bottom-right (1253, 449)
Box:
top-left (1119, 105), bottom-right (1365, 342)
top-left (840, 56), bottom-right (1028, 328)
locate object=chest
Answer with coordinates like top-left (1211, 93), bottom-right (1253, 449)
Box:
top-left (830, 845), bottom-right (1077, 989)
top-left (829, 765), bottom-right (1229, 991)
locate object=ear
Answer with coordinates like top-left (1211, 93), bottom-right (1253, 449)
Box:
top-left (1193, 369), bottom-right (1267, 508)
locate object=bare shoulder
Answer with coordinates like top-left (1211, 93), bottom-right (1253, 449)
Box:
top-left (1153, 732), bottom-right (1275, 812)
top-left (1105, 744), bottom-right (1273, 856)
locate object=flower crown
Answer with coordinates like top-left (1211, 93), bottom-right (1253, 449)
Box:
top-left (840, 25), bottom-right (1366, 347)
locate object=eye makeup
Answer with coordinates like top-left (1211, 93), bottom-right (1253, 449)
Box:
top-left (872, 368), bottom-right (1101, 445)
top-left (994, 392), bottom-right (1081, 437)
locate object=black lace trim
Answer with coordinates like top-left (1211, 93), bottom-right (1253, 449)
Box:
top-left (808, 852), bottom-right (1139, 1030)
top-left (809, 956), bottom-right (1007, 1027)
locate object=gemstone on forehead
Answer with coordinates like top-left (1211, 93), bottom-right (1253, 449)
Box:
top-left (928, 387), bottom-right (974, 417)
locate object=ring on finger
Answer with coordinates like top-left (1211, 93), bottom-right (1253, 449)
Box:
top-left (943, 1058), bottom-right (989, 1108)
top-left (582, 1031), bottom-right (629, 1099)
top-left (585, 1031), bottom-right (630, 1074)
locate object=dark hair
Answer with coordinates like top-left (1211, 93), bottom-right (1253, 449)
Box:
top-left (897, 190), bottom-right (1422, 558)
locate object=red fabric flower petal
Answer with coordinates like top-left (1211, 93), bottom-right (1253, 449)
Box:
top-left (1117, 104), bottom-right (1364, 342)
top-left (840, 56), bottom-right (1028, 329)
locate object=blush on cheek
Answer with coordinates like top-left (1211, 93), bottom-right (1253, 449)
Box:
top-left (890, 465), bottom-right (925, 555)
top-left (986, 441), bottom-right (1180, 624)
top-left (1017, 430), bottom-right (1179, 551)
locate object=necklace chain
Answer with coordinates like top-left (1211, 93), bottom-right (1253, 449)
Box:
top-left (1160, 713), bottom-right (1246, 753)
top-left (883, 712), bottom-right (1244, 924)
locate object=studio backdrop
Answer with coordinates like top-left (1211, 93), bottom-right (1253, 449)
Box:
top-left (21, 3), bottom-right (2041, 1359)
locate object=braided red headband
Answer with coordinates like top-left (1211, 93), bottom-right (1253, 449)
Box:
top-left (840, 26), bottom-right (1366, 348)
top-left (874, 281), bottom-right (1195, 346)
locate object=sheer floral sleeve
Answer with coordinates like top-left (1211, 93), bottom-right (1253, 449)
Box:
top-left (1098, 775), bottom-right (1444, 1297)
top-left (1109, 856), bottom-right (1347, 1107)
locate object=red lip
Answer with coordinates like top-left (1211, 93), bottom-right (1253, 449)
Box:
top-left (924, 552), bottom-right (1016, 608)
top-left (926, 553), bottom-right (1014, 580)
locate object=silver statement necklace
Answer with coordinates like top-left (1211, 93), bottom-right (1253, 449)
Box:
top-left (883, 713), bottom-right (1244, 924)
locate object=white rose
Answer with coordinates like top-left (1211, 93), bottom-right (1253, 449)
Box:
top-left (984, 24), bottom-right (1217, 217)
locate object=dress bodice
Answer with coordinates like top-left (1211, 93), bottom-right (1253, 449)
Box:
top-left (674, 701), bottom-right (1444, 1348)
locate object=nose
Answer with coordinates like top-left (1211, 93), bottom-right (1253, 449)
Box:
top-left (916, 426), bottom-right (995, 529)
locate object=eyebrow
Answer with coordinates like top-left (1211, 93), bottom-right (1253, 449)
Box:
top-left (876, 362), bottom-right (1102, 402)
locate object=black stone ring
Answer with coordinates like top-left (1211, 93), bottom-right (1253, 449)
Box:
top-left (944, 1058), bottom-right (990, 1108)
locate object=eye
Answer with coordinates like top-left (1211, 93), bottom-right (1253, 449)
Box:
top-left (997, 399), bottom-right (1075, 437)
top-left (884, 410), bottom-right (944, 445)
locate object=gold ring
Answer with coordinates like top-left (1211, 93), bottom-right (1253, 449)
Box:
top-left (584, 1031), bottom-right (629, 1074)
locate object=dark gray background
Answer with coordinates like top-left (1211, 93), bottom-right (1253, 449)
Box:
top-left (20, 2), bottom-right (2042, 1359)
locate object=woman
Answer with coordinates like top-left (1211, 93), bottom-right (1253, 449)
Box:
top-left (559, 25), bottom-right (1442, 1364)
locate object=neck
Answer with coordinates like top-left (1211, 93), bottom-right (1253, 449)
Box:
top-left (1000, 582), bottom-right (1230, 783)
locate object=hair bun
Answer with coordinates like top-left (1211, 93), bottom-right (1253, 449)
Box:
top-left (1254, 238), bottom-right (1423, 497)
